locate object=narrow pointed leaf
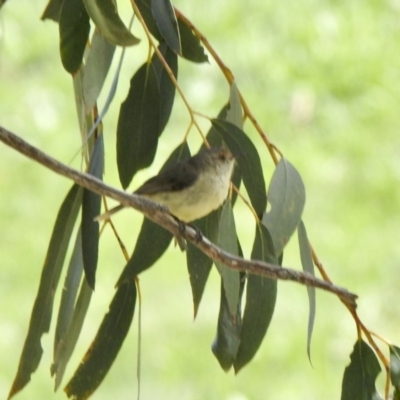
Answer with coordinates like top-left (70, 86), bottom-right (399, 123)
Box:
top-left (234, 224), bottom-right (278, 372)
top-left (117, 143), bottom-right (190, 285)
top-left (52, 279), bottom-right (92, 390)
top-left (186, 208), bottom-right (220, 318)
top-left (152, 43), bottom-right (178, 132)
top-left (211, 119), bottom-right (267, 217)
top-left (64, 281), bottom-right (136, 399)
top-left (41, 0), bottom-right (63, 21)
top-left (81, 135), bottom-right (104, 289)
top-left (82, 29), bottom-right (116, 111)
top-left (54, 230), bottom-right (84, 356)
top-left (262, 158), bottom-right (306, 256)
top-left (226, 82), bottom-right (242, 128)
top-left (52, 230), bottom-right (93, 389)
top-left (297, 220), bottom-right (316, 362)
top-left (82, 0), bottom-right (140, 46)
top-left (215, 201), bottom-right (240, 316)
top-left (177, 18), bottom-right (208, 63)
top-left (135, 0), bottom-right (163, 41)
top-left (390, 345), bottom-right (400, 388)
top-left (117, 61), bottom-right (161, 188)
top-left (341, 340), bottom-right (382, 400)
top-left (151, 0), bottom-right (181, 54)
top-left (212, 277), bottom-right (245, 371)
top-left (59, 0), bottom-right (90, 74)
top-left (8, 184), bottom-right (82, 400)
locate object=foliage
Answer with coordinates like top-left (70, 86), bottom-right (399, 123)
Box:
top-left (0, 0), bottom-right (399, 399)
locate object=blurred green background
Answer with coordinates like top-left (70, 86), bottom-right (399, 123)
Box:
top-left (1, 0), bottom-right (400, 399)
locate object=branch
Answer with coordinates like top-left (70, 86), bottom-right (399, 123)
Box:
top-left (0, 125), bottom-right (357, 307)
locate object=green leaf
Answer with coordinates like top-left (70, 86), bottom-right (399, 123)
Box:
top-left (226, 82), bottom-right (242, 129)
top-left (341, 340), bottom-right (382, 400)
top-left (8, 184), bottom-right (82, 400)
top-left (151, 0), bottom-right (181, 54)
top-left (116, 61), bottom-right (161, 189)
top-left (177, 18), bottom-right (208, 63)
top-left (211, 119), bottom-right (267, 217)
top-left (81, 135), bottom-right (104, 289)
top-left (54, 230), bottom-right (84, 357)
top-left (82, 0), bottom-right (140, 46)
top-left (212, 277), bottom-right (244, 372)
top-left (390, 345), bottom-right (400, 388)
top-left (234, 223), bottom-right (278, 372)
top-left (82, 29), bottom-right (116, 112)
top-left (64, 280), bottom-right (137, 399)
top-left (59, 0), bottom-right (90, 74)
top-left (297, 220), bottom-right (316, 362)
top-left (52, 230), bottom-right (93, 390)
top-left (41, 0), bottom-right (63, 21)
top-left (152, 43), bottom-right (178, 133)
top-left (186, 209), bottom-right (220, 318)
top-left (117, 143), bottom-right (190, 285)
top-left (262, 158), bottom-right (306, 256)
top-left (134, 0), bottom-right (162, 40)
top-left (215, 201), bottom-right (240, 316)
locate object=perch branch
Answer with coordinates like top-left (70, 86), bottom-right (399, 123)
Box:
top-left (0, 125), bottom-right (357, 307)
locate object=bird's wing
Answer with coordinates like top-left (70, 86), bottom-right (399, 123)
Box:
top-left (135, 161), bottom-right (198, 195)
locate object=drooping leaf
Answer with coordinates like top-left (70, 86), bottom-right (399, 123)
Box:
top-left (41, 0), bottom-right (63, 21)
top-left (226, 82), bottom-right (242, 129)
top-left (341, 340), bottom-right (382, 400)
top-left (82, 29), bottom-right (116, 112)
top-left (262, 158), bottom-right (306, 256)
top-left (54, 230), bottom-right (84, 357)
top-left (117, 143), bottom-right (190, 285)
top-left (212, 278), bottom-right (244, 372)
top-left (64, 280), bottom-right (137, 399)
top-left (215, 201), bottom-right (240, 316)
top-left (81, 135), bottom-right (104, 289)
top-left (234, 223), bottom-right (278, 372)
top-left (135, 0), bottom-right (163, 41)
top-left (151, 0), bottom-right (181, 54)
top-left (116, 61), bottom-right (161, 189)
top-left (211, 119), bottom-right (267, 217)
top-left (8, 184), bottom-right (82, 400)
top-left (59, 0), bottom-right (90, 74)
top-left (82, 0), bottom-right (140, 46)
top-left (177, 18), bottom-right (208, 63)
top-left (152, 43), bottom-right (178, 133)
top-left (390, 345), bottom-right (400, 389)
top-left (297, 220), bottom-right (316, 362)
top-left (186, 208), bottom-right (220, 318)
top-left (52, 231), bottom-right (93, 390)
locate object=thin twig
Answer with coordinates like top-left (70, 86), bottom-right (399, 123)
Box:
top-left (0, 125), bottom-right (357, 306)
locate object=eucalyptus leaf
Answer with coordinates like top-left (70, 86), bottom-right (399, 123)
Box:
top-left (83, 0), bottom-right (140, 46)
top-left (226, 82), bottom-right (242, 129)
top-left (390, 345), bottom-right (400, 388)
top-left (116, 61), bottom-right (161, 189)
top-left (59, 0), bottom-right (90, 74)
top-left (135, 0), bottom-right (163, 41)
top-left (341, 340), bottom-right (382, 400)
top-left (41, 0), bottom-right (63, 21)
top-left (297, 220), bottom-right (316, 362)
top-left (82, 29), bottom-right (116, 112)
top-left (262, 158), bottom-right (306, 256)
top-left (8, 184), bottom-right (82, 400)
top-left (215, 201), bottom-right (240, 316)
top-left (177, 18), bottom-right (208, 63)
top-left (234, 223), bottom-right (278, 372)
top-left (151, 0), bottom-right (181, 54)
top-left (81, 135), bottom-right (104, 289)
top-left (64, 281), bottom-right (136, 399)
